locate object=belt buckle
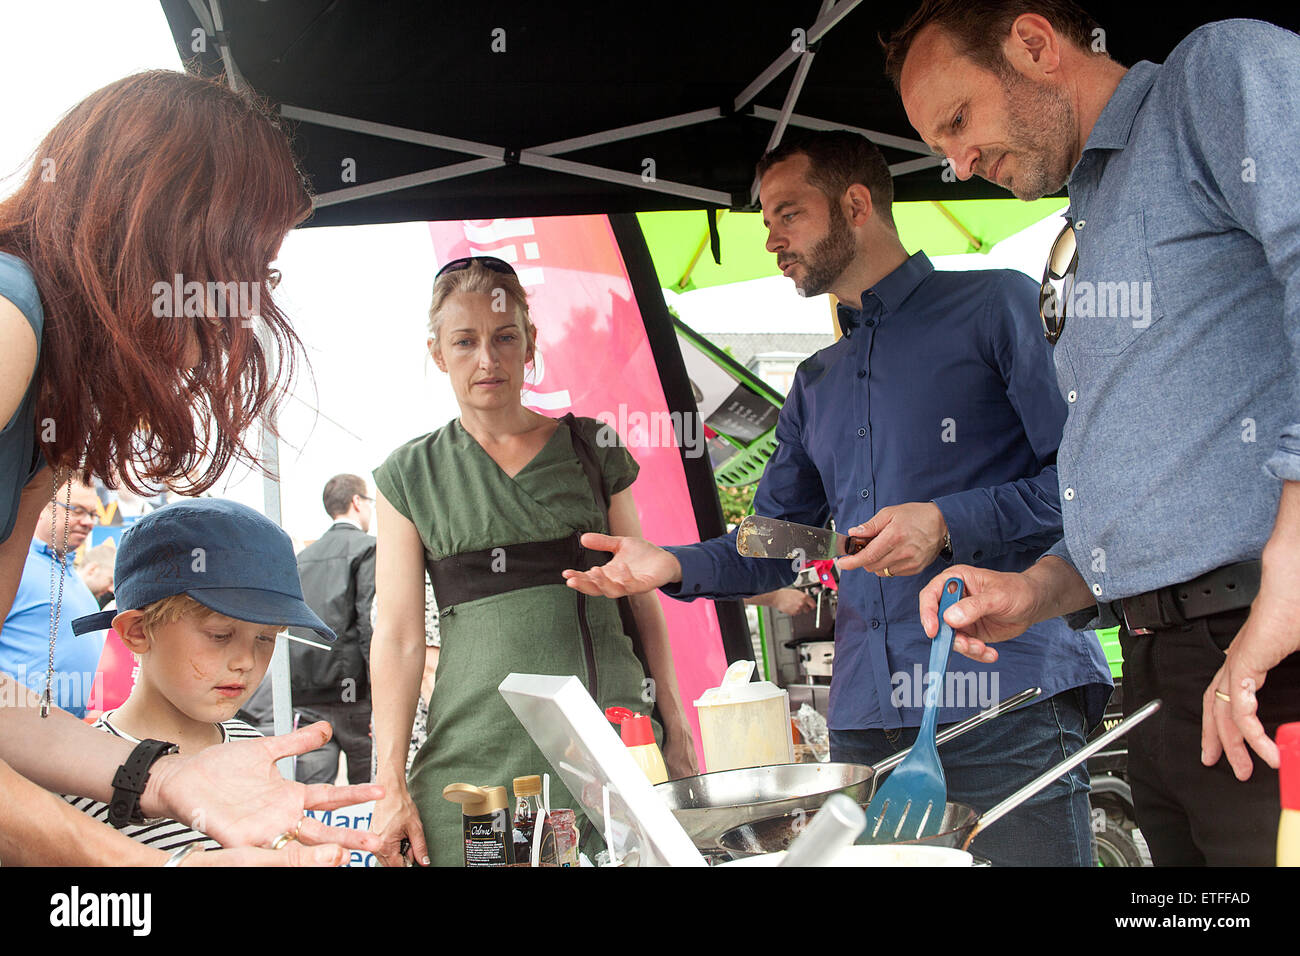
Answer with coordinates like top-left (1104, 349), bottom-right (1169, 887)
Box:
top-left (1121, 594), bottom-right (1156, 636)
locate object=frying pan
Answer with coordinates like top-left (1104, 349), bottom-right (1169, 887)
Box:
top-left (719, 699), bottom-right (1161, 859)
top-left (657, 687), bottom-right (1041, 850)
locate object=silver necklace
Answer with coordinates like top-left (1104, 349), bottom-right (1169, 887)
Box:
top-left (40, 472), bottom-right (71, 718)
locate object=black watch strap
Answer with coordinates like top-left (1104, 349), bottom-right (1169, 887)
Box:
top-left (108, 738), bottom-right (179, 829)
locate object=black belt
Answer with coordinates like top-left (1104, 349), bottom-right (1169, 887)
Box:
top-left (1116, 559), bottom-right (1260, 635)
top-left (427, 531), bottom-right (605, 612)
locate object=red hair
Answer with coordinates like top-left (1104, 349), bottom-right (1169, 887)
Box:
top-left (0, 70), bottom-right (312, 495)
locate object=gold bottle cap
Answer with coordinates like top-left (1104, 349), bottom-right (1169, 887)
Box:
top-left (443, 783), bottom-right (509, 816)
top-left (512, 775), bottom-right (542, 797)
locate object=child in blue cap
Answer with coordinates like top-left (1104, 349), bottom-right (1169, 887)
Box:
top-left (63, 498), bottom-right (336, 851)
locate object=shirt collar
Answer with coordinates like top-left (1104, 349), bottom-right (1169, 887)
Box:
top-left (31, 537), bottom-right (74, 566)
top-left (1078, 61), bottom-right (1159, 156)
top-left (835, 251), bottom-right (935, 336)
top-left (333, 517), bottom-right (362, 531)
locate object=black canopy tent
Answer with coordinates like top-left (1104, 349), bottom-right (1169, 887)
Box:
top-left (159, 0), bottom-right (1299, 222)
top-left (157, 0), bottom-right (1300, 668)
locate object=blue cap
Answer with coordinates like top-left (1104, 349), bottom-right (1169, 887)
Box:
top-left (71, 498), bottom-right (335, 643)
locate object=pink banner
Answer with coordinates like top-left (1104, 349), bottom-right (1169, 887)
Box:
top-left (427, 216), bottom-right (727, 760)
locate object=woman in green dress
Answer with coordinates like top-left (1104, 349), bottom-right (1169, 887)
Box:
top-left (369, 257), bottom-right (697, 867)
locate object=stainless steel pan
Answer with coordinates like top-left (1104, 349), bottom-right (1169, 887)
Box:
top-left (657, 687), bottom-right (1041, 850)
top-left (718, 699), bottom-right (1160, 859)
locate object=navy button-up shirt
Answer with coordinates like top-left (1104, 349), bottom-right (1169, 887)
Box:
top-left (1046, 20), bottom-right (1300, 615)
top-left (664, 252), bottom-right (1112, 730)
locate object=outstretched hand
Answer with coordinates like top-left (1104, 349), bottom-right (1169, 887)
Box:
top-left (145, 721), bottom-right (384, 852)
top-left (561, 532), bottom-right (681, 598)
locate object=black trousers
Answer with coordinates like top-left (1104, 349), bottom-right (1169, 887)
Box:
top-left (293, 700), bottom-right (374, 786)
top-left (1119, 608), bottom-right (1300, 865)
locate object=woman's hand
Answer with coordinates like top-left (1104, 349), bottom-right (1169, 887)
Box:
top-left (370, 779), bottom-right (430, 867)
top-left (142, 721), bottom-right (384, 853)
top-left (183, 842), bottom-right (355, 867)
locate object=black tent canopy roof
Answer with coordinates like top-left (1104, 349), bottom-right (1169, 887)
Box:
top-left (159, 1), bottom-right (1299, 226)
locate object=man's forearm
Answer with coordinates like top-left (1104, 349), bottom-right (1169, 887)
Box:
top-left (0, 757), bottom-right (162, 865)
top-left (1259, 480), bottom-right (1300, 603)
top-left (1026, 555), bottom-right (1096, 623)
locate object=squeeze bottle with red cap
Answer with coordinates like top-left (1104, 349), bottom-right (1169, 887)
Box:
top-left (1279, 722), bottom-right (1300, 867)
top-left (605, 706), bottom-right (668, 785)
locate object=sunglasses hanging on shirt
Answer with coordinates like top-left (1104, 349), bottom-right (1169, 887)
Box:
top-left (1039, 220), bottom-right (1079, 345)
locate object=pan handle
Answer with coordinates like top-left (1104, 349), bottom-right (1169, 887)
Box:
top-left (870, 686), bottom-right (1043, 775)
top-left (962, 698), bottom-right (1162, 850)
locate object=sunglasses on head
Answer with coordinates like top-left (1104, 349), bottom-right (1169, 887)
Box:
top-left (434, 255), bottom-right (518, 282)
top-left (1039, 221), bottom-right (1078, 345)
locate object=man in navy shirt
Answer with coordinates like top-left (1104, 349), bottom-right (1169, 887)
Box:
top-left (566, 130), bottom-right (1111, 866)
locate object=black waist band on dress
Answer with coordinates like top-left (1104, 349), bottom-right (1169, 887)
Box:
top-left (427, 531), bottom-right (605, 612)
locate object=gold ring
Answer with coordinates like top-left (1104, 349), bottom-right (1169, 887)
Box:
top-left (1214, 690), bottom-right (1232, 703)
top-left (882, 567), bottom-right (893, 577)
top-left (270, 820), bottom-right (302, 850)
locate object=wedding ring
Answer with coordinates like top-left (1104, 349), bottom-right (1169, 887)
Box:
top-left (270, 820), bottom-right (302, 849)
top-left (1214, 690), bottom-right (1232, 703)
top-left (881, 567), bottom-right (893, 577)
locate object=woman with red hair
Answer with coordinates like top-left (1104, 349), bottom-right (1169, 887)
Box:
top-left (0, 70), bottom-right (382, 865)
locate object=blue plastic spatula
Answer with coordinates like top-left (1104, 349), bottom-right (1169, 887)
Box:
top-left (860, 576), bottom-right (965, 843)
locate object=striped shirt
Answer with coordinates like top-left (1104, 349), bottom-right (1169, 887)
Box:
top-left (64, 711), bottom-right (263, 850)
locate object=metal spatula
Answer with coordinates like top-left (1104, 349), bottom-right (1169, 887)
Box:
top-left (861, 576), bottom-right (964, 842)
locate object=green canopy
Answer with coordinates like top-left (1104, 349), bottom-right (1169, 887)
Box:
top-left (639, 198), bottom-right (1067, 292)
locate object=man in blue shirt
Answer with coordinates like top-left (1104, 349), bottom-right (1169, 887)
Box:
top-left (892, 3), bottom-right (1300, 864)
top-left (565, 130), bottom-right (1111, 866)
top-left (0, 480), bottom-right (106, 718)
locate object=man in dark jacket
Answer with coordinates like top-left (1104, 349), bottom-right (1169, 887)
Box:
top-left (284, 474), bottom-right (377, 784)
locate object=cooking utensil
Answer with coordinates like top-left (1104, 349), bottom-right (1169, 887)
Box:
top-left (778, 793), bottom-right (865, 867)
top-left (904, 697), bottom-right (1163, 852)
top-left (718, 698), bottom-right (1162, 859)
top-left (735, 514), bottom-right (868, 560)
top-left (656, 685), bottom-right (1041, 849)
top-left (862, 576), bottom-right (964, 841)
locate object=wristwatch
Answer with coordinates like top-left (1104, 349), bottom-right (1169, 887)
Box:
top-left (108, 738), bottom-right (179, 829)
top-left (940, 530), bottom-right (953, 562)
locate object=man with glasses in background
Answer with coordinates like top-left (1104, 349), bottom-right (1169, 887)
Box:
top-left (890, 0), bottom-right (1300, 865)
top-left (0, 479), bottom-right (107, 718)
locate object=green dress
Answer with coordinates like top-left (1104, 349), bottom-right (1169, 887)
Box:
top-left (373, 415), bottom-right (658, 866)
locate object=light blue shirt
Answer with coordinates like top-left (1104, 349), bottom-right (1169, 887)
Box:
top-left (1048, 20), bottom-right (1300, 615)
top-left (0, 539), bottom-right (107, 717)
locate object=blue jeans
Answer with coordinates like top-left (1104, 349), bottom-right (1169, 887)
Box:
top-left (829, 690), bottom-right (1094, 866)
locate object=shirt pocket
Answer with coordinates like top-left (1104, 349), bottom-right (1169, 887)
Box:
top-left (1068, 211), bottom-right (1164, 356)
